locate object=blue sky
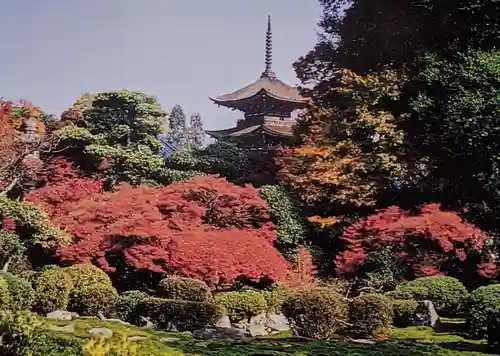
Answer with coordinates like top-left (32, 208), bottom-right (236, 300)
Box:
top-left (0, 0), bottom-right (321, 131)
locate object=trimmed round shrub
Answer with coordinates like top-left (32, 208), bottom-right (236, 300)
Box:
top-left (156, 276), bottom-right (213, 302)
top-left (69, 283), bottom-right (118, 317)
top-left (135, 297), bottom-right (224, 331)
top-left (262, 284), bottom-right (293, 314)
top-left (64, 264), bottom-right (112, 292)
top-left (0, 278), bottom-right (10, 309)
top-left (34, 269), bottom-right (73, 314)
top-left (0, 272), bottom-right (35, 312)
top-left (392, 299), bottom-right (419, 327)
top-left (215, 290), bottom-right (267, 323)
top-left (116, 290), bottom-right (149, 322)
top-left (349, 294), bottom-right (394, 338)
top-left (282, 287), bottom-right (349, 340)
top-left (466, 284), bottom-right (500, 339)
top-left (385, 276), bottom-right (467, 316)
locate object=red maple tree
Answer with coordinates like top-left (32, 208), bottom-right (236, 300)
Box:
top-left (31, 176), bottom-right (290, 287)
top-left (335, 203), bottom-right (492, 279)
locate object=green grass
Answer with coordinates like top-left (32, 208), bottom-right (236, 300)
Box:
top-left (42, 317), bottom-right (492, 355)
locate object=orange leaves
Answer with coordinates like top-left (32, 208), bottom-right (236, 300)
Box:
top-left (277, 144), bottom-right (377, 208)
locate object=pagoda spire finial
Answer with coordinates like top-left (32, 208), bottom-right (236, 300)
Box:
top-left (262, 15), bottom-right (276, 78)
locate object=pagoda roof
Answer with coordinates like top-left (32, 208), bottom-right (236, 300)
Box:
top-left (210, 15), bottom-right (309, 108)
top-left (210, 75), bottom-right (308, 106)
top-left (206, 122), bottom-right (294, 139)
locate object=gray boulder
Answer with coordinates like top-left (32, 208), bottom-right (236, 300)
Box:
top-left (46, 311), bottom-right (73, 321)
top-left (413, 300), bottom-right (439, 327)
top-left (193, 326), bottom-right (249, 340)
top-left (215, 315), bottom-right (231, 328)
top-left (265, 313), bottom-right (290, 332)
top-left (249, 314), bottom-right (268, 336)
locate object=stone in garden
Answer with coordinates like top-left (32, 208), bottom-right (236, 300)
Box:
top-left (139, 316), bottom-right (155, 330)
top-left (193, 326), bottom-right (249, 340)
top-left (46, 310), bottom-right (73, 321)
top-left (127, 336), bottom-right (147, 342)
top-left (351, 338), bottom-right (376, 345)
top-left (48, 323), bottom-right (75, 333)
top-left (249, 314), bottom-right (268, 336)
top-left (265, 313), bottom-right (290, 332)
top-left (215, 315), bottom-right (231, 328)
top-left (106, 318), bottom-right (132, 326)
top-left (88, 327), bottom-right (113, 339)
top-left (195, 341), bottom-right (211, 347)
top-left (413, 300), bottom-right (439, 327)
top-left (165, 321), bottom-right (179, 332)
top-left (161, 337), bottom-right (181, 343)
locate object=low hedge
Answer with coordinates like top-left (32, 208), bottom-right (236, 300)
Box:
top-left (0, 277), bottom-right (9, 309)
top-left (156, 276), bottom-right (213, 302)
top-left (262, 284), bottom-right (293, 314)
top-left (0, 272), bottom-right (35, 312)
top-left (34, 268), bottom-right (73, 314)
top-left (215, 290), bottom-right (267, 323)
top-left (282, 287), bottom-right (349, 340)
top-left (135, 297), bottom-right (224, 331)
top-left (385, 276), bottom-right (467, 316)
top-left (69, 283), bottom-right (119, 317)
top-left (116, 290), bottom-right (149, 322)
top-left (466, 284), bottom-right (500, 339)
top-left (392, 299), bottom-right (419, 327)
top-left (349, 294), bottom-right (393, 338)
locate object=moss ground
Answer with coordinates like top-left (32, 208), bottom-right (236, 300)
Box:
top-left (43, 317), bottom-right (491, 355)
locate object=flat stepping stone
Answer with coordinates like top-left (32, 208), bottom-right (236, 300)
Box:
top-left (161, 337), bottom-right (181, 343)
top-left (127, 336), bottom-right (147, 342)
top-left (88, 327), bottom-right (113, 339)
top-left (48, 323), bottom-right (75, 333)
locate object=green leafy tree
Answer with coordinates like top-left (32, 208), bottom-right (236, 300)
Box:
top-left (56, 90), bottom-right (168, 186)
top-left (405, 49), bottom-right (500, 231)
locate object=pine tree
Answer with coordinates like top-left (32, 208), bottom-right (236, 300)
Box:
top-left (168, 104), bottom-right (187, 146)
top-left (187, 112), bottom-right (205, 149)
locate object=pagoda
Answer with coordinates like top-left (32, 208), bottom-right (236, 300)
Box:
top-left (206, 16), bottom-right (309, 148)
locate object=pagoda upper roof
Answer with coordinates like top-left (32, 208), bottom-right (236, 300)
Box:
top-left (210, 15), bottom-right (309, 109)
top-left (210, 73), bottom-right (308, 106)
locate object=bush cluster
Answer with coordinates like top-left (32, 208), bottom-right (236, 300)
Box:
top-left (392, 299), bottom-right (419, 327)
top-left (116, 290), bottom-right (149, 322)
top-left (466, 284), bottom-right (500, 339)
top-left (135, 297), bottom-right (224, 331)
top-left (0, 272), bottom-right (35, 312)
top-left (64, 264), bottom-right (113, 292)
top-left (215, 290), bottom-right (267, 323)
top-left (69, 282), bottom-right (119, 317)
top-left (34, 268), bottom-right (74, 314)
top-left (349, 293), bottom-right (393, 338)
top-left (156, 276), bottom-right (213, 302)
top-left (282, 287), bottom-right (349, 340)
top-left (0, 277), bottom-right (9, 309)
top-left (386, 276), bottom-right (467, 316)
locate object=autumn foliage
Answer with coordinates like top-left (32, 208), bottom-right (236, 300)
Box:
top-left (335, 203), bottom-right (491, 279)
top-left (30, 176), bottom-right (290, 287)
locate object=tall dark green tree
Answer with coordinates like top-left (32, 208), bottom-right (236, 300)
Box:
top-left (186, 112), bottom-right (205, 150)
top-left (296, 0), bottom-right (500, 92)
top-left (168, 104), bottom-right (187, 146)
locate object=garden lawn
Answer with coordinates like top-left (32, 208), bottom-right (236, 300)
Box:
top-left (43, 317), bottom-right (490, 355)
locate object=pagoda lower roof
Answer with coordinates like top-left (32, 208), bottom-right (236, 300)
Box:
top-left (210, 73), bottom-right (308, 107)
top-left (206, 122), bottom-right (294, 139)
